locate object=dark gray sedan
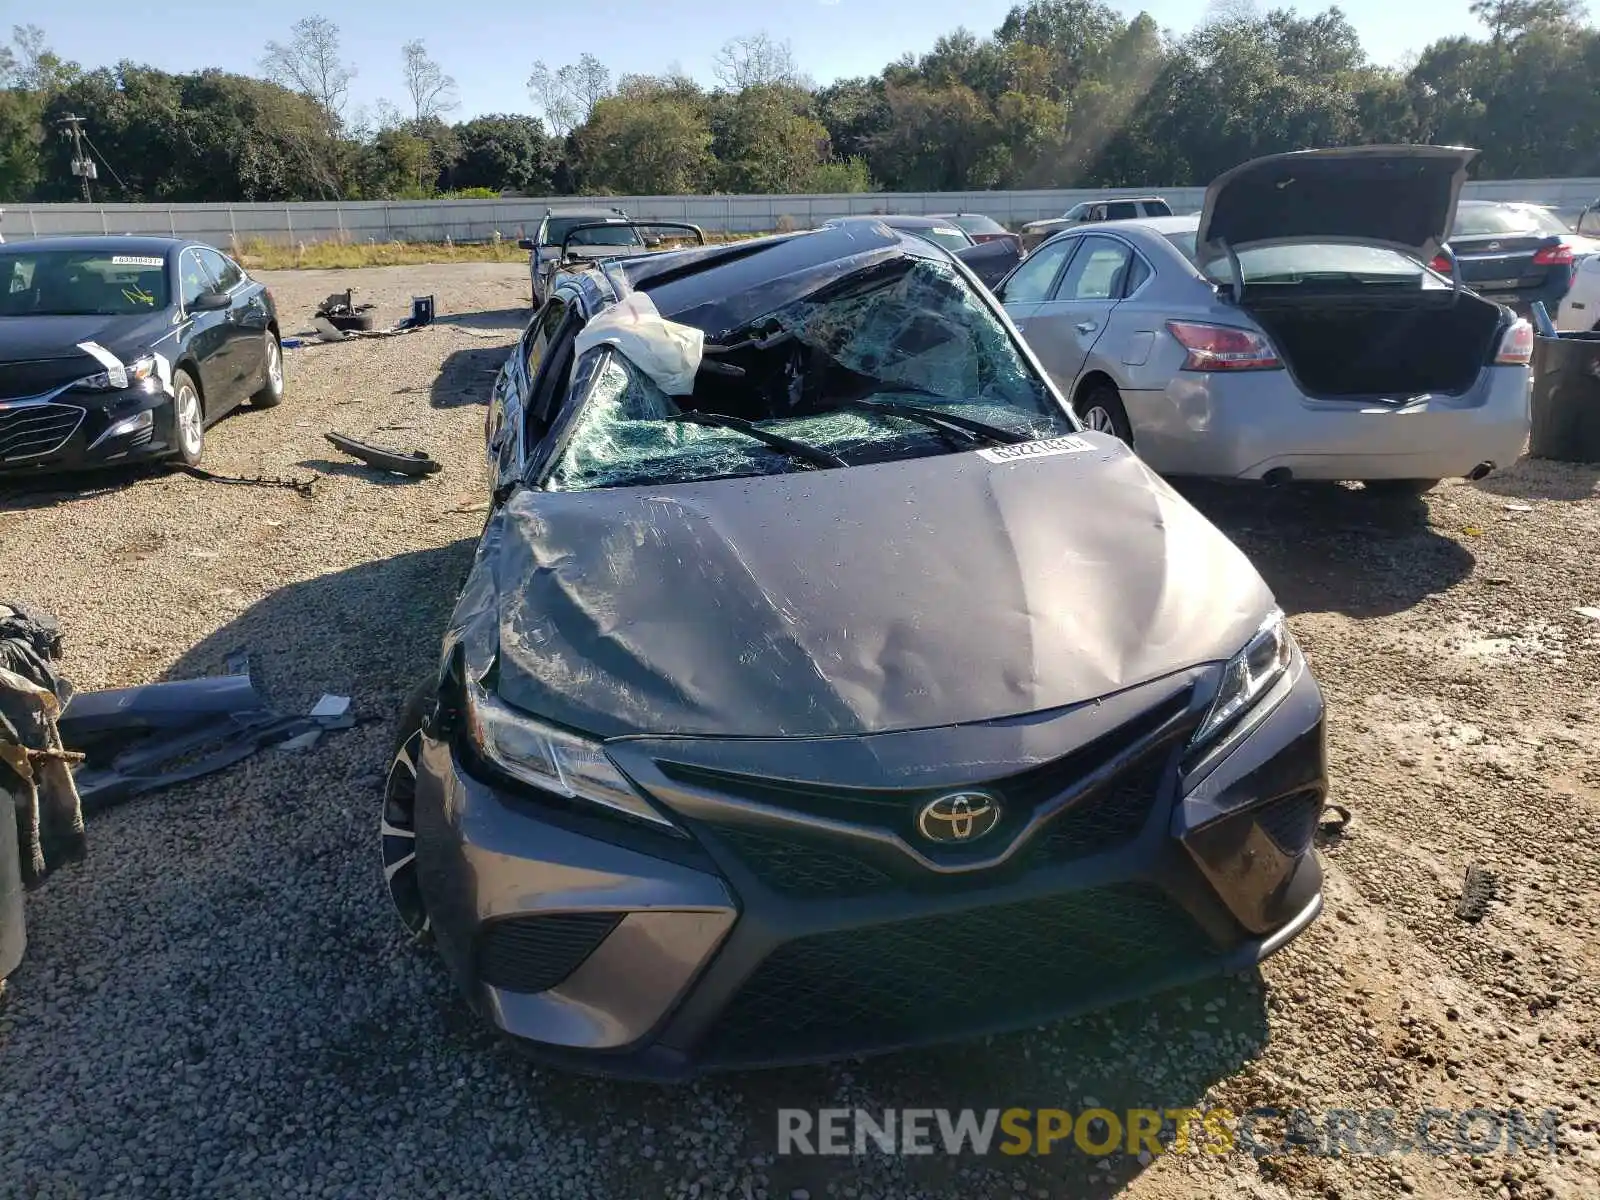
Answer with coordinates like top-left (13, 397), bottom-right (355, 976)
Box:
top-left (382, 223), bottom-right (1327, 1077)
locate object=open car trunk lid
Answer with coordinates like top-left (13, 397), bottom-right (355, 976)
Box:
top-left (1196, 145), bottom-right (1477, 266)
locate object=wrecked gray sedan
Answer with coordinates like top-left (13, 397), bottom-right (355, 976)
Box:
top-left (382, 222), bottom-right (1328, 1077)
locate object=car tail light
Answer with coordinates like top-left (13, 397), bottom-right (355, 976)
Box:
top-left (1494, 319), bottom-right (1534, 365)
top-left (1532, 244), bottom-right (1575, 267)
top-left (1429, 254), bottom-right (1452, 274)
top-left (1167, 321), bottom-right (1282, 372)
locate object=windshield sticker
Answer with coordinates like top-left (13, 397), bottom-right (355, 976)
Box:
top-left (111, 255), bottom-right (165, 267)
top-left (931, 227), bottom-right (962, 236)
top-left (76, 341), bottom-right (127, 388)
top-left (977, 435), bottom-right (1093, 464)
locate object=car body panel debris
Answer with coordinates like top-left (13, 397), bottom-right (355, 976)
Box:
top-left (325, 432), bottom-right (442, 476)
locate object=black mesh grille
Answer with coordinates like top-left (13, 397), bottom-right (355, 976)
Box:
top-left (1251, 789), bottom-right (1323, 855)
top-left (703, 884), bottom-right (1216, 1063)
top-left (1028, 750), bottom-right (1168, 867)
top-left (475, 911), bottom-right (622, 994)
top-left (672, 688), bottom-right (1194, 899)
top-left (0, 403), bottom-right (83, 462)
top-left (713, 825), bottom-right (894, 897)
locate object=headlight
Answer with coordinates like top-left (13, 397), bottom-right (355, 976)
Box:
top-left (1192, 609), bottom-right (1293, 749)
top-left (462, 680), bottom-right (674, 828)
top-left (81, 355), bottom-right (158, 390)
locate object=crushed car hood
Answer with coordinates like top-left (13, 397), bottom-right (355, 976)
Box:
top-left (475, 435), bottom-right (1274, 739)
top-left (1197, 144), bottom-right (1477, 266)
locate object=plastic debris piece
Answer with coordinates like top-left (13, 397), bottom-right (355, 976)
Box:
top-left (1503, 502), bottom-right (1533, 512)
top-left (1575, 607), bottom-right (1600, 622)
top-left (325, 432), bottom-right (441, 477)
top-left (1456, 862), bottom-right (1498, 923)
top-left (276, 729), bottom-right (323, 752)
top-left (1463, 526), bottom-right (1483, 537)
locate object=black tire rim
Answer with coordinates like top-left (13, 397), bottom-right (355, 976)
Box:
top-left (381, 729), bottom-right (430, 935)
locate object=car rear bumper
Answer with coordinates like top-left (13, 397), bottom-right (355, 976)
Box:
top-left (410, 660), bottom-right (1327, 1078)
top-left (1126, 366), bottom-right (1531, 481)
top-left (0, 389), bottom-right (183, 479)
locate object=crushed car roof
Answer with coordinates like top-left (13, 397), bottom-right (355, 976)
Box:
top-left (616, 223), bottom-right (945, 339)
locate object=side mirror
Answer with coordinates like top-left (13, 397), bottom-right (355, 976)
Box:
top-left (517, 238), bottom-right (536, 251)
top-left (191, 290), bottom-right (231, 311)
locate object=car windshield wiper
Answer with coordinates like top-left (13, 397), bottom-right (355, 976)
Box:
top-left (669, 411), bottom-right (849, 469)
top-left (845, 392), bottom-right (1032, 446)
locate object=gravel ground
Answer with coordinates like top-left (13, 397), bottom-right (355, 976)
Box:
top-left (1, 263), bottom-right (1598, 1200)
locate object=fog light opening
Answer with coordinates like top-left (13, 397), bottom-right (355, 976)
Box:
top-left (1466, 461), bottom-right (1494, 481)
top-left (1262, 467), bottom-right (1293, 486)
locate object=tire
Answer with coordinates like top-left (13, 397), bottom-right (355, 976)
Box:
top-left (329, 311), bottom-right (376, 333)
top-left (381, 677), bottom-right (436, 939)
top-left (250, 332), bottom-right (285, 408)
top-left (170, 369), bottom-right (205, 467)
top-left (1075, 382), bottom-right (1134, 445)
top-left (1364, 479), bottom-right (1439, 497)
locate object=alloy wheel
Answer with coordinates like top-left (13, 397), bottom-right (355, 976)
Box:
top-left (381, 729), bottom-right (430, 935)
top-left (175, 384), bottom-right (203, 457)
top-left (266, 339), bottom-right (283, 394)
top-left (1083, 405), bottom-right (1118, 435)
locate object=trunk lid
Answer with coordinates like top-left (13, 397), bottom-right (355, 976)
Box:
top-left (1197, 145), bottom-right (1477, 266)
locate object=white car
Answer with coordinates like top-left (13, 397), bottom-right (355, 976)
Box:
top-left (1557, 202), bottom-right (1600, 331)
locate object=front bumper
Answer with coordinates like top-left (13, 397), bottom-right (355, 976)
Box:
top-left (411, 659), bottom-right (1327, 1078)
top-left (1125, 365), bottom-right (1531, 482)
top-left (0, 384), bottom-right (182, 479)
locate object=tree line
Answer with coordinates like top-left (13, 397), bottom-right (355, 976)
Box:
top-left (1, 0), bottom-right (1596, 206)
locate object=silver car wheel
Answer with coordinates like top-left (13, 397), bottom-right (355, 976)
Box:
top-left (381, 729), bottom-right (430, 936)
top-left (1083, 405), bottom-right (1118, 435)
top-left (175, 383), bottom-right (203, 457)
top-left (265, 338), bottom-right (284, 394)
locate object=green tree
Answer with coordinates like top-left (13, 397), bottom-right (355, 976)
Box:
top-left (449, 113), bottom-right (556, 193)
top-left (574, 81), bottom-right (713, 194)
top-left (710, 83), bottom-right (831, 192)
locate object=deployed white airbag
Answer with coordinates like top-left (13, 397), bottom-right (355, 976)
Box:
top-left (573, 292), bottom-right (703, 396)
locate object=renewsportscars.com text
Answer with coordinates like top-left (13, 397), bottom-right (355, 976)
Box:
top-left (777, 1106), bottom-right (1561, 1159)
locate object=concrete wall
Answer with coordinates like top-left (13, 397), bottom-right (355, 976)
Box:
top-left (4, 179), bottom-right (1597, 245)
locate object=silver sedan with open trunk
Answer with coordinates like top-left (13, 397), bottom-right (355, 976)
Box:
top-left (995, 146), bottom-right (1533, 491)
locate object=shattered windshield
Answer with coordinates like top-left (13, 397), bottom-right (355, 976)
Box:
top-left (545, 257), bottom-right (1072, 492)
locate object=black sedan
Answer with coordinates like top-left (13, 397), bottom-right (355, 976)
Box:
top-left (0, 236), bottom-right (284, 477)
top-left (1433, 201), bottom-right (1587, 315)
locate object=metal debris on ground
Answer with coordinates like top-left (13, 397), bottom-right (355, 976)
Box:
top-left (314, 287), bottom-right (378, 333)
top-left (325, 432), bottom-right (442, 477)
top-left (1, 600), bottom-right (85, 893)
top-left (1456, 862), bottom-right (1498, 923)
top-left (309, 293), bottom-right (436, 343)
top-left (1316, 802), bottom-right (1353, 842)
top-left (172, 463), bottom-right (317, 496)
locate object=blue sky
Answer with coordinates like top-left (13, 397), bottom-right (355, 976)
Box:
top-left (24, 0), bottom-right (1487, 122)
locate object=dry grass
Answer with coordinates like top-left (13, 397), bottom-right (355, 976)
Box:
top-left (236, 231), bottom-right (761, 271)
top-left (236, 238), bottom-right (526, 271)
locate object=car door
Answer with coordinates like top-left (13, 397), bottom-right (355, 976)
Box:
top-left (1017, 234), bottom-right (1134, 392)
top-left (197, 246), bottom-right (265, 406)
top-left (177, 247), bottom-right (233, 415)
top-left (488, 293), bottom-right (570, 497)
top-left (994, 235), bottom-right (1080, 330)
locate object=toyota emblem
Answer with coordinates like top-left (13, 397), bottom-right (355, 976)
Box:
top-left (917, 791), bottom-right (1002, 844)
